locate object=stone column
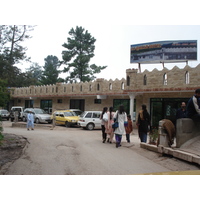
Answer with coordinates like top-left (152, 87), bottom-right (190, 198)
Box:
top-left (129, 93), bottom-right (136, 121)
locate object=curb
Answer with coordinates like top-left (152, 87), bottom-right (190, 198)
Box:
top-left (140, 143), bottom-right (200, 165)
top-left (11, 122), bottom-right (52, 129)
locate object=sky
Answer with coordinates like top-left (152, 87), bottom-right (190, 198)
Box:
top-left (2, 0), bottom-right (200, 82)
top-left (20, 25), bottom-right (200, 81)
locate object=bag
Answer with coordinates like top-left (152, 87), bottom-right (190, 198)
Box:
top-left (112, 121), bottom-right (119, 129)
top-left (112, 112), bottom-right (119, 129)
top-left (103, 112), bottom-right (108, 122)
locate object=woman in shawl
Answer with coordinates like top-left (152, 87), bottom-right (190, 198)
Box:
top-left (136, 104), bottom-right (150, 143)
top-left (113, 105), bottom-right (127, 148)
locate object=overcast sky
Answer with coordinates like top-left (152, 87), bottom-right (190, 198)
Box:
top-left (21, 25), bottom-right (200, 80)
top-left (2, 0), bottom-right (200, 81)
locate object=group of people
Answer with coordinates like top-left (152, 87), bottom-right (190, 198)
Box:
top-left (100, 104), bottom-right (150, 148)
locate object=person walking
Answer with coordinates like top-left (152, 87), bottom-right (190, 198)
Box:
top-left (27, 111), bottom-right (34, 131)
top-left (106, 107), bottom-right (115, 143)
top-left (136, 104), bottom-right (150, 143)
top-left (125, 114), bottom-right (133, 143)
top-left (100, 107), bottom-right (108, 143)
top-left (113, 105), bottom-right (127, 148)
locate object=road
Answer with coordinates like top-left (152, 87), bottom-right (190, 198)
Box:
top-left (2, 121), bottom-right (199, 175)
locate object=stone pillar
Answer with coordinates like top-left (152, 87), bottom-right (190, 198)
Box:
top-left (129, 93), bottom-right (136, 121)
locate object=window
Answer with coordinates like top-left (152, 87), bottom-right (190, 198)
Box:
top-left (97, 83), bottom-right (100, 91)
top-left (94, 99), bottom-right (101, 104)
top-left (109, 83), bottom-right (112, 90)
top-left (127, 76), bottom-right (130, 86)
top-left (163, 73), bottom-right (167, 85)
top-left (143, 75), bottom-right (147, 85)
top-left (57, 99), bottom-right (62, 103)
top-left (185, 71), bottom-right (190, 84)
top-left (121, 82), bottom-right (125, 90)
top-left (64, 87), bottom-right (66, 92)
top-left (89, 85), bottom-right (92, 91)
top-left (80, 85), bottom-right (82, 92)
top-left (85, 112), bottom-right (92, 118)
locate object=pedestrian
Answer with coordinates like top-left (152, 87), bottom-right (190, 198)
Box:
top-left (176, 102), bottom-right (187, 119)
top-left (50, 111), bottom-right (56, 130)
top-left (106, 106), bottom-right (115, 143)
top-left (27, 111), bottom-right (34, 131)
top-left (186, 88), bottom-right (200, 124)
top-left (113, 105), bottom-right (127, 148)
top-left (100, 107), bottom-right (108, 143)
top-left (136, 104), bottom-right (150, 143)
top-left (125, 114), bottom-right (133, 143)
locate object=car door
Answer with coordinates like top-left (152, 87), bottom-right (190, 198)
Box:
top-left (55, 112), bottom-right (61, 124)
top-left (92, 112), bottom-right (102, 128)
top-left (59, 112), bottom-right (65, 125)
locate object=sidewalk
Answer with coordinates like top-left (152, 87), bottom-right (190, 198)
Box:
top-left (140, 134), bottom-right (200, 166)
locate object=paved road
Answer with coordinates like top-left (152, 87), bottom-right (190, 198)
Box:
top-left (2, 121), bottom-right (199, 175)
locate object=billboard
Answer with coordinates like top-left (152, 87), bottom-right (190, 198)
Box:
top-left (130, 40), bottom-right (197, 64)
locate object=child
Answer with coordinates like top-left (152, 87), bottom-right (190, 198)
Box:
top-left (125, 115), bottom-right (133, 143)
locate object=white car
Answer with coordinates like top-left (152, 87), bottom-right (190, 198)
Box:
top-left (78, 111), bottom-right (102, 130)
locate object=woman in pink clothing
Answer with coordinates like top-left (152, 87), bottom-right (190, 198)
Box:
top-left (106, 107), bottom-right (115, 143)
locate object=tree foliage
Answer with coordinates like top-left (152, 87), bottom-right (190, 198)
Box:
top-left (0, 79), bottom-right (10, 108)
top-left (62, 26), bottom-right (107, 82)
top-left (40, 55), bottom-right (64, 85)
top-left (0, 25), bottom-right (34, 87)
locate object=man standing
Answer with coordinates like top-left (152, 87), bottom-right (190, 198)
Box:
top-left (186, 89), bottom-right (200, 123)
top-left (27, 111), bottom-right (34, 130)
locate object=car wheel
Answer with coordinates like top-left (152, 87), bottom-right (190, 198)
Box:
top-left (86, 123), bottom-right (94, 130)
top-left (35, 118), bottom-right (40, 124)
top-left (65, 121), bottom-right (70, 127)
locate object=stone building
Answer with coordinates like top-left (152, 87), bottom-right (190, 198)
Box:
top-left (10, 64), bottom-right (200, 127)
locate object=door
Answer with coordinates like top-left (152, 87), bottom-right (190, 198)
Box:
top-left (92, 112), bottom-right (102, 128)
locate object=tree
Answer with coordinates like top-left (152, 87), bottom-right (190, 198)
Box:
top-left (0, 25), bottom-right (34, 87)
top-left (62, 26), bottom-right (107, 82)
top-left (25, 62), bottom-right (43, 85)
top-left (0, 79), bottom-right (10, 108)
top-left (40, 55), bottom-right (64, 85)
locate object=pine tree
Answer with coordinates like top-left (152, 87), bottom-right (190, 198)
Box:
top-left (62, 26), bottom-right (107, 82)
top-left (41, 55), bottom-right (63, 85)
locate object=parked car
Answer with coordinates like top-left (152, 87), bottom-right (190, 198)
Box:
top-left (69, 109), bottom-right (83, 116)
top-left (10, 106), bottom-right (25, 122)
top-left (78, 111), bottom-right (102, 130)
top-left (0, 109), bottom-right (10, 120)
top-left (51, 110), bottom-right (79, 127)
top-left (22, 108), bottom-right (51, 124)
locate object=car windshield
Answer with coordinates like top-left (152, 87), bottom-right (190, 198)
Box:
top-left (73, 111), bottom-right (82, 116)
top-left (64, 112), bottom-right (76, 117)
top-left (0, 110), bottom-right (8, 114)
top-left (34, 109), bottom-right (46, 114)
top-left (80, 111), bottom-right (86, 117)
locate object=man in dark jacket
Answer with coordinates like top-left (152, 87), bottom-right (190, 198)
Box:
top-left (176, 102), bottom-right (187, 119)
top-left (186, 89), bottom-right (200, 123)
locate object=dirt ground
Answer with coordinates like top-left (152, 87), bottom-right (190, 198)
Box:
top-left (0, 133), bottom-right (28, 173)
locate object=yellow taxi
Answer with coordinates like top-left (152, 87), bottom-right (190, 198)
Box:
top-left (51, 110), bottom-right (79, 127)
